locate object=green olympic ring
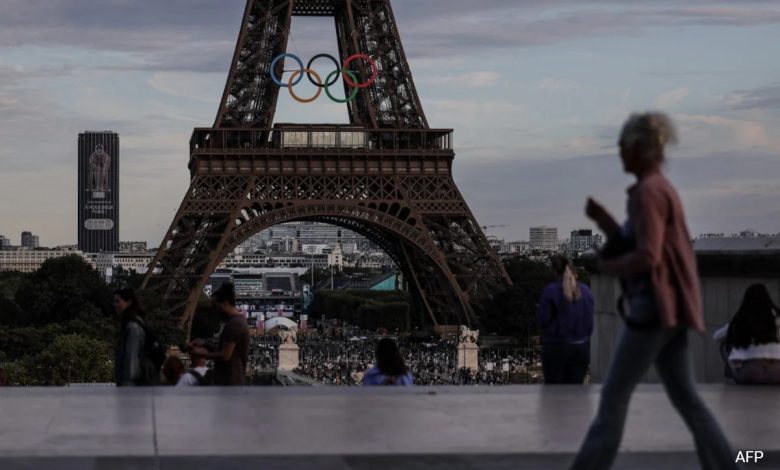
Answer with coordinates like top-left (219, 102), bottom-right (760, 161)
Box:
top-left (324, 70), bottom-right (359, 104)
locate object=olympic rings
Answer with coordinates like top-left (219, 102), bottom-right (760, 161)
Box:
top-left (325, 70), bottom-right (359, 104)
top-left (270, 52), bottom-right (378, 104)
top-left (288, 69), bottom-right (323, 104)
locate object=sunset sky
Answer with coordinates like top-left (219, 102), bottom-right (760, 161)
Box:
top-left (1, 0), bottom-right (779, 246)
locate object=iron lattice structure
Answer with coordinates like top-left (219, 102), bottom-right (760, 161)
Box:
top-left (144, 0), bottom-right (511, 333)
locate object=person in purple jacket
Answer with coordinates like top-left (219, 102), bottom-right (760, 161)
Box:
top-left (537, 256), bottom-right (595, 384)
top-left (362, 338), bottom-right (414, 386)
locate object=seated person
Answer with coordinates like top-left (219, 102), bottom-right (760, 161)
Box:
top-left (362, 338), bottom-right (414, 386)
top-left (713, 284), bottom-right (780, 384)
top-left (177, 350), bottom-right (213, 386)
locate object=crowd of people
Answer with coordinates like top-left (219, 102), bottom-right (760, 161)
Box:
top-left (247, 335), bottom-right (542, 386)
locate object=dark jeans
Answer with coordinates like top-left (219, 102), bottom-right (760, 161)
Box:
top-left (542, 341), bottom-right (590, 384)
top-left (570, 295), bottom-right (737, 469)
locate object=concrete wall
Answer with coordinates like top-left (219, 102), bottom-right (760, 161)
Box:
top-left (590, 274), bottom-right (780, 384)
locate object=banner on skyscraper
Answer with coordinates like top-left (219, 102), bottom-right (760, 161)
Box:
top-left (78, 132), bottom-right (119, 252)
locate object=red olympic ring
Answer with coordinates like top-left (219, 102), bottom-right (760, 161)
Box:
top-left (342, 54), bottom-right (378, 89)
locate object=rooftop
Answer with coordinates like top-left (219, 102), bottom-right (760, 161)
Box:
top-left (0, 385), bottom-right (777, 469)
top-left (694, 236), bottom-right (780, 254)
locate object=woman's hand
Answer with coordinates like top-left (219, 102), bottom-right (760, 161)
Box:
top-left (585, 197), bottom-right (619, 235)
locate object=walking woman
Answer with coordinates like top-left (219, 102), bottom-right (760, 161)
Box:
top-left (114, 287), bottom-right (155, 386)
top-left (538, 255), bottom-right (594, 384)
top-left (572, 113), bottom-right (736, 469)
top-left (362, 338), bottom-right (414, 386)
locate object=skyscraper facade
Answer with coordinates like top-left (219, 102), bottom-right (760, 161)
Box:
top-left (1, 235), bottom-right (13, 250)
top-left (20, 231), bottom-right (40, 249)
top-left (529, 226), bottom-right (559, 251)
top-left (78, 131), bottom-right (119, 253)
top-left (569, 229), bottom-right (603, 253)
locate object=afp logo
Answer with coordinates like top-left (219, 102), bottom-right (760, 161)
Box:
top-left (736, 450), bottom-right (764, 464)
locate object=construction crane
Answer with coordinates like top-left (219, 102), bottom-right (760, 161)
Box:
top-left (482, 224), bottom-right (509, 232)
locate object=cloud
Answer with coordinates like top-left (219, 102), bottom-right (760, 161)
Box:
top-left (397, 1), bottom-right (780, 58)
top-left (722, 84), bottom-right (780, 111)
top-left (655, 86), bottom-right (690, 108)
top-left (676, 113), bottom-right (780, 154)
top-left (1, 0), bottom-right (778, 65)
top-left (1, 0), bottom-right (780, 245)
top-left (426, 72), bottom-right (501, 88)
top-left (454, 152), bottom-right (780, 241)
top-left (146, 72), bottom-right (223, 102)
top-left (539, 78), bottom-right (580, 93)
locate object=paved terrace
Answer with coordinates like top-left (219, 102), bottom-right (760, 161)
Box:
top-left (0, 385), bottom-right (778, 469)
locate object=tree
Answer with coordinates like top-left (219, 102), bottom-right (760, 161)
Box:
top-left (312, 290), bottom-right (415, 331)
top-left (4, 334), bottom-right (113, 386)
top-left (14, 255), bottom-right (113, 326)
top-left (0, 296), bottom-right (23, 326)
top-left (34, 334), bottom-right (114, 385)
top-left (0, 271), bottom-right (26, 301)
top-left (137, 289), bottom-right (185, 348)
top-left (480, 257), bottom-right (553, 338)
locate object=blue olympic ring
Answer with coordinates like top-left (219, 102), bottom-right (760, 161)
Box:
top-left (270, 53), bottom-right (305, 88)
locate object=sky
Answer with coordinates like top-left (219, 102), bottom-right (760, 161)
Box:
top-left (1, 0), bottom-right (779, 246)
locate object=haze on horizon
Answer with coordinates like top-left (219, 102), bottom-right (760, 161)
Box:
top-left (1, 0), bottom-right (779, 246)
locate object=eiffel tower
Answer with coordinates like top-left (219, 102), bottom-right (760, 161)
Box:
top-left (143, 0), bottom-right (511, 333)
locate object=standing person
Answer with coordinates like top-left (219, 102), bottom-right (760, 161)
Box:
top-left (713, 284), bottom-right (780, 384)
top-left (114, 288), bottom-right (157, 386)
top-left (191, 283), bottom-right (249, 386)
top-left (537, 255), bottom-right (595, 384)
top-left (362, 338), bottom-right (414, 386)
top-left (571, 113), bottom-right (736, 470)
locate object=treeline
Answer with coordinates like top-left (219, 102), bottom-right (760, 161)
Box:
top-left (0, 256), bottom-right (181, 385)
top-left (311, 290), bottom-right (415, 332)
top-left (310, 257), bottom-right (591, 340)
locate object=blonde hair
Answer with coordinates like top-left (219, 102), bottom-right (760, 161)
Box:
top-left (620, 112), bottom-right (678, 165)
top-left (551, 256), bottom-right (581, 302)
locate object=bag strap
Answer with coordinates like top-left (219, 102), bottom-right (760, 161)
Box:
top-left (187, 369), bottom-right (204, 385)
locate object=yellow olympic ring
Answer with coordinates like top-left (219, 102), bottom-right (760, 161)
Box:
top-left (288, 69), bottom-right (323, 104)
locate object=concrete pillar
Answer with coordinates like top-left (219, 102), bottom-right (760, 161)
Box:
top-left (278, 343), bottom-right (300, 371)
top-left (456, 343), bottom-right (479, 372)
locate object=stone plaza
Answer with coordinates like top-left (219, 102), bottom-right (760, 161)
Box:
top-left (0, 385), bottom-right (777, 469)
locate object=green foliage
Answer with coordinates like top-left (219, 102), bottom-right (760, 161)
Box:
top-left (0, 255), bottom-right (183, 386)
top-left (480, 257), bottom-right (554, 337)
top-left (0, 296), bottom-right (23, 325)
top-left (0, 323), bottom-right (68, 361)
top-left (312, 290), bottom-right (413, 331)
top-left (479, 256), bottom-right (593, 339)
top-left (14, 255), bottom-right (112, 326)
top-left (5, 334), bottom-right (113, 386)
top-left (138, 289), bottom-right (185, 348)
top-left (109, 266), bottom-right (145, 290)
top-left (0, 271), bottom-right (25, 300)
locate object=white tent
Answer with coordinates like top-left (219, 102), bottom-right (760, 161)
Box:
top-left (265, 317), bottom-right (298, 331)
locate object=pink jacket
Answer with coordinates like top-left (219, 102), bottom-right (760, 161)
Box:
top-left (602, 169), bottom-right (705, 332)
